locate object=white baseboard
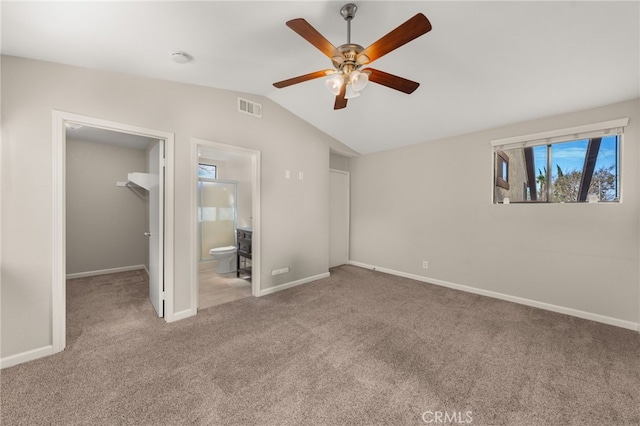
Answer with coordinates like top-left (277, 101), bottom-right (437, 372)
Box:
top-left (348, 261), bottom-right (640, 332)
top-left (258, 272), bottom-right (330, 297)
top-left (66, 265), bottom-right (146, 279)
top-left (168, 308), bottom-right (197, 323)
top-left (1, 345), bottom-right (54, 369)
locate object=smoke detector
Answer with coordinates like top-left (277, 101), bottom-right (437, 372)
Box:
top-left (171, 52), bottom-right (191, 64)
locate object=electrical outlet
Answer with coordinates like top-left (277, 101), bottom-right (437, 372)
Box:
top-left (422, 261), bottom-right (429, 269)
top-left (272, 267), bottom-right (290, 276)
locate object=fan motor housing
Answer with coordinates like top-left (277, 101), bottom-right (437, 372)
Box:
top-left (332, 43), bottom-right (367, 71)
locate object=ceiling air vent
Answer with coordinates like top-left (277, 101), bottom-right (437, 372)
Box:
top-left (238, 97), bottom-right (262, 118)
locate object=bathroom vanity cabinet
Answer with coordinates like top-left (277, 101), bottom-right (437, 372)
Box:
top-left (237, 228), bottom-right (252, 280)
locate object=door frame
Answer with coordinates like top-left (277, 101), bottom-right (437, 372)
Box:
top-left (147, 139), bottom-right (165, 318)
top-left (190, 138), bottom-right (261, 310)
top-left (52, 110), bottom-right (175, 354)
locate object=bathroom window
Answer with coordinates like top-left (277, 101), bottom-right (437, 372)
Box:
top-left (198, 163), bottom-right (217, 179)
top-left (201, 207), bottom-right (217, 222)
top-left (219, 208), bottom-right (235, 221)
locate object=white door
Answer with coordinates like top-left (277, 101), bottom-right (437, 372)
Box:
top-left (148, 140), bottom-right (164, 317)
top-left (329, 170), bottom-right (349, 268)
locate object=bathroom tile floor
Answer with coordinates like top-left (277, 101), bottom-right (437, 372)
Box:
top-left (198, 261), bottom-right (252, 310)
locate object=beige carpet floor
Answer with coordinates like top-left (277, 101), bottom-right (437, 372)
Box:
top-left (1, 265), bottom-right (639, 425)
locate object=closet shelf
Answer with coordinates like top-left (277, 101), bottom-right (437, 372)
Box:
top-left (126, 172), bottom-right (157, 191)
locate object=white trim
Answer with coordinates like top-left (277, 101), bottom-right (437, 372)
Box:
top-left (190, 138), bottom-right (261, 313)
top-left (329, 169), bottom-right (350, 175)
top-left (348, 261), bottom-right (639, 332)
top-left (1, 345), bottom-right (54, 369)
top-left (66, 265), bottom-right (146, 280)
top-left (163, 136), bottom-right (175, 322)
top-left (52, 112), bottom-right (66, 354)
top-left (52, 111), bottom-right (176, 356)
top-left (170, 308), bottom-right (198, 322)
top-left (491, 117), bottom-right (629, 148)
top-left (190, 138), bottom-right (199, 313)
top-left (252, 150), bottom-right (261, 295)
top-left (258, 272), bottom-right (330, 297)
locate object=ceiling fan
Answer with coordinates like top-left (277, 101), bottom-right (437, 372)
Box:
top-left (273, 3), bottom-right (432, 110)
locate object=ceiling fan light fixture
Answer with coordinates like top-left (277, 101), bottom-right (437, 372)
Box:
top-left (326, 74), bottom-right (344, 96)
top-left (350, 70), bottom-right (369, 92)
top-left (273, 5), bottom-right (432, 110)
top-left (344, 84), bottom-right (361, 99)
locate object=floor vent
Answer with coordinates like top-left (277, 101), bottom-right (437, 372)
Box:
top-left (238, 97), bottom-right (262, 118)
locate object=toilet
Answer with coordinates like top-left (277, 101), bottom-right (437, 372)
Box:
top-left (208, 246), bottom-right (237, 273)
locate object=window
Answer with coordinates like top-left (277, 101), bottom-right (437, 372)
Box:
top-left (198, 164), bottom-right (217, 223)
top-left (495, 151), bottom-right (510, 190)
top-left (198, 163), bottom-right (217, 179)
top-left (491, 118), bottom-right (627, 204)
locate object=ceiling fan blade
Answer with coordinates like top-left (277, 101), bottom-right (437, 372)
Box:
top-left (286, 18), bottom-right (342, 60)
top-left (359, 13), bottom-right (432, 64)
top-left (334, 83), bottom-right (348, 110)
top-left (366, 68), bottom-right (420, 94)
top-left (273, 69), bottom-right (336, 88)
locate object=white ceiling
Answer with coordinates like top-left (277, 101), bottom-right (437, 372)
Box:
top-left (2, 1), bottom-right (639, 155)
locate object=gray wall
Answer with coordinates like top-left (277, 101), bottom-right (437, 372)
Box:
top-left (66, 138), bottom-right (147, 274)
top-left (330, 153), bottom-right (351, 172)
top-left (349, 98), bottom-right (640, 325)
top-left (0, 56), bottom-right (356, 359)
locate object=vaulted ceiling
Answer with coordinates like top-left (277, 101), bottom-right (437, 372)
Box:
top-left (2, 1), bottom-right (638, 155)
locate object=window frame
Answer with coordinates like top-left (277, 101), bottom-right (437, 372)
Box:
top-left (198, 162), bottom-right (217, 179)
top-left (495, 150), bottom-right (510, 190)
top-left (491, 118), bottom-right (628, 204)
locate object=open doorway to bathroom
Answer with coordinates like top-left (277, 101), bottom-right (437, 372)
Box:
top-left (192, 138), bottom-right (261, 310)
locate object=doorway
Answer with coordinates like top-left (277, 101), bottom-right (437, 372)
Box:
top-left (52, 111), bottom-right (175, 354)
top-left (190, 138), bottom-right (261, 310)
